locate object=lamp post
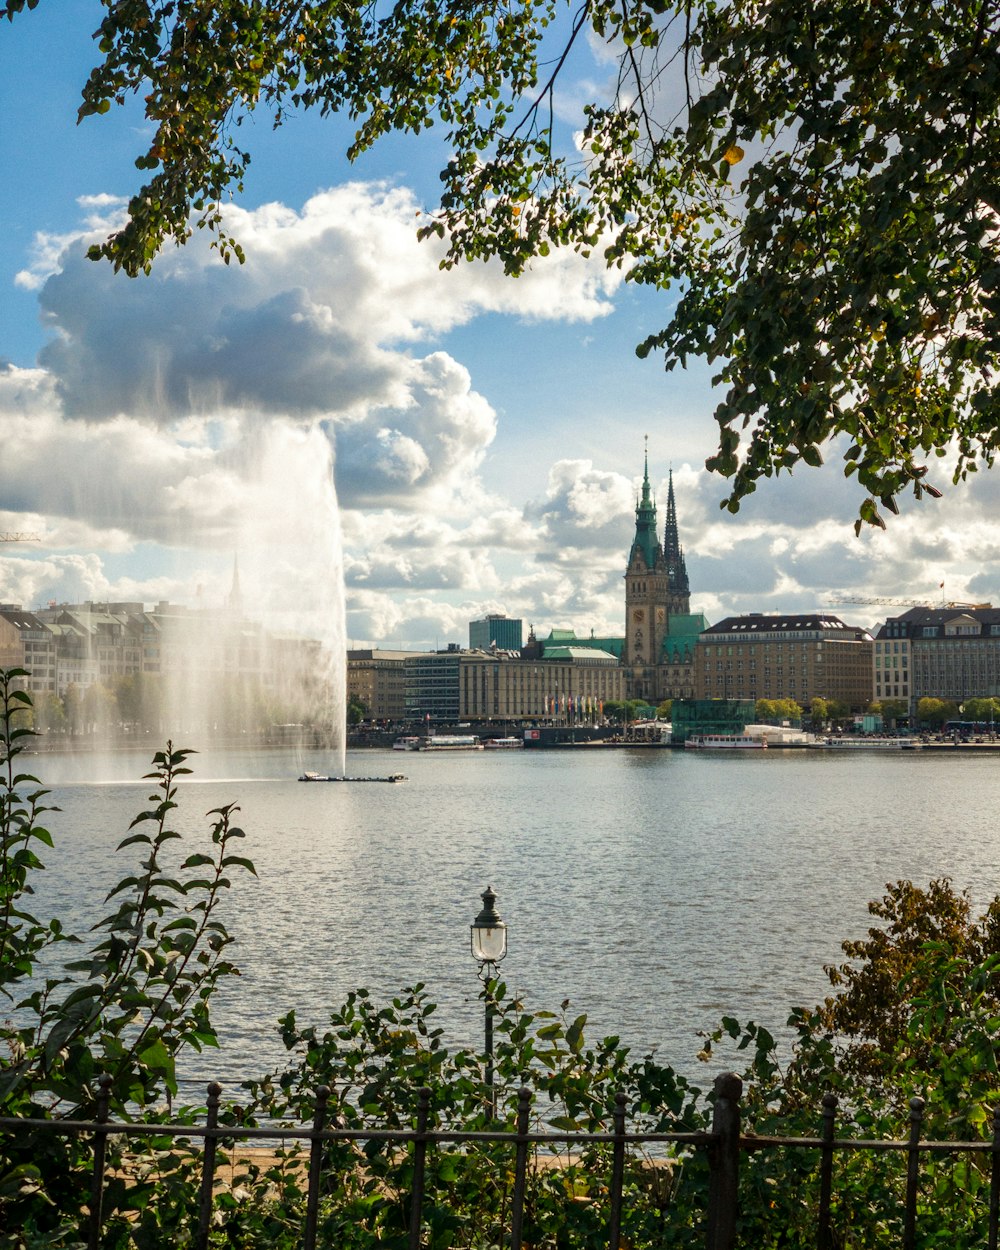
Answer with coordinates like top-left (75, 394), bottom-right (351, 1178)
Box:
top-left (470, 885), bottom-right (507, 1119)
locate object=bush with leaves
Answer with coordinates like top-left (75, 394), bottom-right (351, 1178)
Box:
top-left (815, 877), bottom-right (1000, 1084)
top-left (243, 979), bottom-right (713, 1250)
top-left (0, 667), bottom-right (256, 1247)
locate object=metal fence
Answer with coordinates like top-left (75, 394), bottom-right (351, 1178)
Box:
top-left (4, 1071), bottom-right (1000, 1250)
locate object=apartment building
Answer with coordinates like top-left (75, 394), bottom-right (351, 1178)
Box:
top-left (695, 614), bottom-right (874, 710)
top-left (404, 646), bottom-right (624, 724)
top-left (875, 605), bottom-right (1000, 709)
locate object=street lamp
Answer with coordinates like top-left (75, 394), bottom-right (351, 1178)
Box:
top-left (470, 886), bottom-right (507, 1119)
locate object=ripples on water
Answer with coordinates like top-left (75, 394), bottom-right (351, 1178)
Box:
top-left (26, 744), bottom-right (1000, 1092)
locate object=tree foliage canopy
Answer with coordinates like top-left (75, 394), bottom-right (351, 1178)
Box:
top-left (4, 0), bottom-right (999, 526)
top-left (816, 877), bottom-right (1000, 1082)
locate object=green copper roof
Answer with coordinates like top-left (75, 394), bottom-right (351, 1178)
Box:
top-left (539, 631), bottom-right (625, 660)
top-left (569, 635), bottom-right (625, 660)
top-left (629, 442), bottom-right (662, 571)
top-left (660, 613), bottom-right (709, 663)
top-left (541, 646), bottom-right (620, 663)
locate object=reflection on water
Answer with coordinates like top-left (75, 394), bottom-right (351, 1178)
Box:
top-left (26, 744), bottom-right (1000, 1090)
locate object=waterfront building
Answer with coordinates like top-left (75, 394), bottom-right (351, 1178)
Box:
top-left (875, 604), bottom-right (1000, 711)
top-left (871, 621), bottom-right (912, 708)
top-left (347, 649), bottom-right (422, 721)
top-left (0, 607), bottom-right (60, 696)
top-left (404, 645), bottom-right (624, 724)
top-left (657, 613), bottom-right (708, 702)
top-left (469, 614), bottom-right (523, 651)
top-left (671, 698), bottom-right (757, 744)
top-left (623, 450), bottom-right (704, 703)
top-left (37, 604), bottom-right (144, 693)
top-left (694, 614), bottom-right (874, 710)
top-left (18, 599), bottom-right (324, 733)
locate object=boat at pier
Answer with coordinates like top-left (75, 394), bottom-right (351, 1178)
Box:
top-left (392, 736), bottom-right (422, 750)
top-left (807, 737), bottom-right (920, 751)
top-left (483, 737), bottom-right (523, 749)
top-left (684, 734), bottom-right (767, 750)
top-left (418, 735), bottom-right (484, 751)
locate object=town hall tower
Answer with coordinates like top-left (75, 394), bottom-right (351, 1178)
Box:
top-left (624, 445), bottom-right (694, 703)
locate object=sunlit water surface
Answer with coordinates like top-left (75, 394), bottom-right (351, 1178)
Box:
top-left (25, 744), bottom-right (1000, 1094)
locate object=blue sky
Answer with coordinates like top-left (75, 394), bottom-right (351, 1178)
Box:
top-left (2, 2), bottom-right (998, 650)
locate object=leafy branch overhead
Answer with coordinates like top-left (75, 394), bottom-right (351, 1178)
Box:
top-left (5, 0), bottom-right (999, 526)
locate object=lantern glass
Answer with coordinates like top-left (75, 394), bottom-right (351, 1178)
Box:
top-left (471, 923), bottom-right (507, 965)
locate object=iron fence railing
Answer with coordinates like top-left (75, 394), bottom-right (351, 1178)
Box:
top-left (3, 1071), bottom-right (1000, 1250)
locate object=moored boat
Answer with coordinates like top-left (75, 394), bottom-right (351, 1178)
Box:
top-left (418, 734), bottom-right (484, 751)
top-left (684, 733), bottom-right (767, 750)
top-left (392, 736), bottom-right (422, 751)
top-left (483, 736), bottom-right (523, 749)
top-left (807, 737), bottom-right (920, 751)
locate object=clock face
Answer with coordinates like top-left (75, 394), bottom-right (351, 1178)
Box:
top-left (632, 608), bottom-right (645, 623)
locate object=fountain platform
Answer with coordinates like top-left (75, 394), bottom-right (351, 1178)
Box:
top-left (298, 772), bottom-right (407, 783)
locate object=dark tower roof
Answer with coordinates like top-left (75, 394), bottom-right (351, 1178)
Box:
top-left (628, 442), bottom-right (662, 571)
top-left (663, 470), bottom-right (689, 594)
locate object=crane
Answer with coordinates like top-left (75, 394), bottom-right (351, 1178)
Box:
top-left (826, 595), bottom-right (933, 609)
top-left (826, 595), bottom-right (993, 611)
top-left (0, 533), bottom-right (41, 543)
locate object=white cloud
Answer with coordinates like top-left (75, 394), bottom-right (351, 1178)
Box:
top-left (31, 183), bottom-right (619, 424)
top-left (334, 352), bottom-right (497, 510)
top-left (527, 459), bottom-right (635, 556)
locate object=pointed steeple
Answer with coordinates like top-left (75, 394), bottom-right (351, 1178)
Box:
top-left (227, 553), bottom-right (243, 616)
top-left (629, 436), bottom-right (661, 571)
top-left (663, 470), bottom-right (689, 594)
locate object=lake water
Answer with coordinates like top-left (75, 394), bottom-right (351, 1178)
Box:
top-left (23, 743), bottom-right (1000, 1094)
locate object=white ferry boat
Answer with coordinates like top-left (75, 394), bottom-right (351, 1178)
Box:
top-left (392, 736), bottom-right (422, 751)
top-left (685, 733), bottom-right (767, 751)
top-left (483, 737), bottom-right (523, 750)
top-left (418, 734), bottom-right (484, 751)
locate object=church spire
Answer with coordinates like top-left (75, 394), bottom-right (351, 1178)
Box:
top-left (663, 470), bottom-right (690, 594)
top-left (227, 553), bottom-right (243, 616)
top-left (629, 436), bottom-right (660, 571)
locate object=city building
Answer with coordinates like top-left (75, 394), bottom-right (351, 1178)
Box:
top-left (37, 604), bottom-right (144, 694)
top-left (874, 604), bottom-right (1000, 711)
top-left (671, 698), bottom-right (758, 744)
top-left (347, 649), bottom-right (422, 721)
top-left (469, 614), bottom-right (523, 651)
top-left (0, 607), bottom-right (60, 696)
top-left (694, 614), bottom-right (874, 710)
top-left (623, 450), bottom-right (706, 703)
top-left (0, 591), bottom-right (330, 736)
top-left (404, 645), bottom-right (624, 724)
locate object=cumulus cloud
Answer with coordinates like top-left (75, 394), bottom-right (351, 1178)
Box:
top-left (33, 183), bottom-right (619, 424)
top-left (527, 459), bottom-right (635, 557)
top-left (334, 353), bottom-right (497, 509)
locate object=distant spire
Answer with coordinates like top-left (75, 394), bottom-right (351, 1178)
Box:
top-left (227, 554), bottom-right (243, 616)
top-left (663, 470), bottom-right (690, 594)
top-left (629, 438), bottom-right (660, 570)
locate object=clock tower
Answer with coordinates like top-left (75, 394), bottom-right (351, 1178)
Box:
top-left (624, 444), bottom-right (691, 701)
